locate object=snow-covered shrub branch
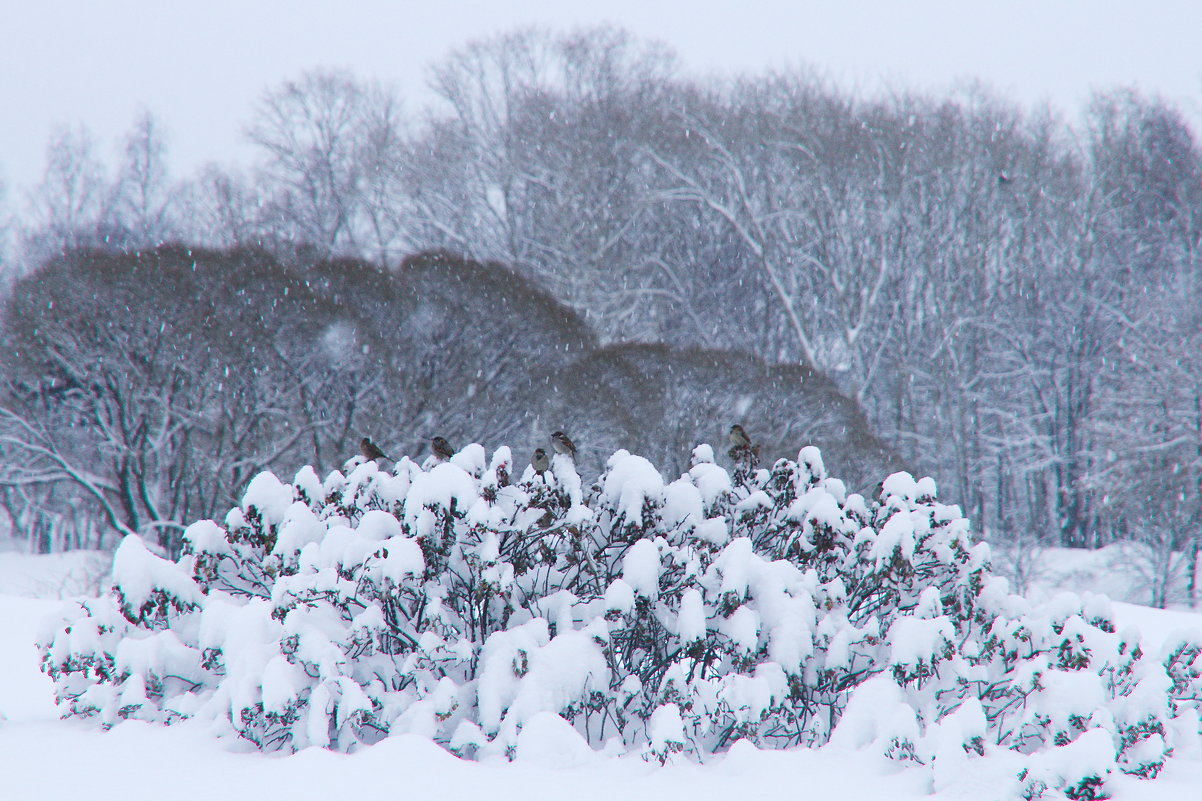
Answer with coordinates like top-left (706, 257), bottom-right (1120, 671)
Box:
top-left (39, 444), bottom-right (1201, 797)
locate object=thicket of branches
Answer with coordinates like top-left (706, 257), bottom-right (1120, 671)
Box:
top-left (2, 26), bottom-right (1200, 563)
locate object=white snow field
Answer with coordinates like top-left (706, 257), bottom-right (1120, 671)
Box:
top-left (2, 551), bottom-right (1202, 800)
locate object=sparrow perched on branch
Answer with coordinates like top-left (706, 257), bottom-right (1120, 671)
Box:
top-left (431, 436), bottom-right (455, 462)
top-left (531, 447), bottom-right (550, 474)
top-left (550, 431), bottom-right (577, 460)
top-left (729, 424), bottom-right (752, 450)
top-left (360, 437), bottom-right (391, 462)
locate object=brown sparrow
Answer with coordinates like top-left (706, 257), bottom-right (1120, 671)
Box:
top-left (729, 424), bottom-right (752, 449)
top-left (531, 447), bottom-right (550, 474)
top-left (550, 431), bottom-right (577, 460)
top-left (431, 436), bottom-right (455, 461)
top-left (360, 437), bottom-right (391, 462)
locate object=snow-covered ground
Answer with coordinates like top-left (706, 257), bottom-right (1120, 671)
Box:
top-left (0, 549), bottom-right (112, 600)
top-left (990, 541), bottom-right (1199, 609)
top-left (2, 548), bottom-right (1202, 800)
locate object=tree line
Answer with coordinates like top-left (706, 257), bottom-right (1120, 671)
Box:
top-left (0, 246), bottom-right (898, 554)
top-left (1, 26), bottom-right (1200, 559)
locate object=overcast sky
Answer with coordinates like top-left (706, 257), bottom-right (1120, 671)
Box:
top-left (3, 0), bottom-right (1201, 195)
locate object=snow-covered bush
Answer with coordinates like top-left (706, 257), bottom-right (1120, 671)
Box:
top-left (38, 443), bottom-right (1202, 797)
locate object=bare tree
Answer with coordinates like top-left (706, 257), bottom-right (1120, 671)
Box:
top-left (108, 111), bottom-right (177, 248)
top-left (247, 70), bottom-right (407, 258)
top-left (175, 164), bottom-right (269, 249)
top-left (22, 123), bottom-right (109, 260)
top-left (419, 26), bottom-right (684, 339)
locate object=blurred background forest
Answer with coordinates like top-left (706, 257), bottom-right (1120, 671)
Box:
top-left (0, 27), bottom-right (1199, 569)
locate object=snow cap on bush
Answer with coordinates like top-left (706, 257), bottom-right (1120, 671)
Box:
top-left (38, 442), bottom-right (1195, 797)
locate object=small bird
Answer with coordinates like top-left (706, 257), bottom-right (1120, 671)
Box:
top-left (360, 437), bottom-right (391, 462)
top-left (531, 447), bottom-right (550, 474)
top-left (431, 436), bottom-right (455, 461)
top-left (729, 424), bottom-right (752, 450)
top-left (550, 431), bottom-right (577, 460)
